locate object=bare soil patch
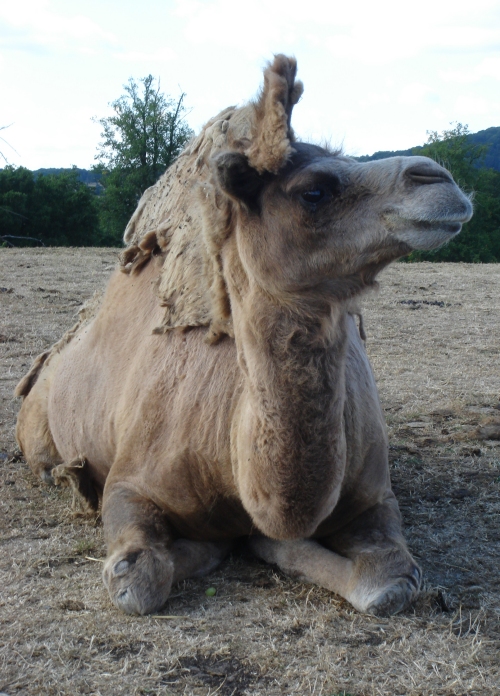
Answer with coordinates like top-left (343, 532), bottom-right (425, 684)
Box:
top-left (1, 248), bottom-right (499, 695)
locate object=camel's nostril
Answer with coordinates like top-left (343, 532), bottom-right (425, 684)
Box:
top-left (406, 165), bottom-right (453, 185)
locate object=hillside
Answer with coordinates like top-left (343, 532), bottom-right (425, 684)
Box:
top-left (33, 167), bottom-right (101, 184)
top-left (357, 126), bottom-right (500, 170)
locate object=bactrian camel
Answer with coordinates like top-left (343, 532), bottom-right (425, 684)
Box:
top-left (15, 56), bottom-right (472, 616)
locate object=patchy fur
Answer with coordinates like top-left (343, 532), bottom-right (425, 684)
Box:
top-left (52, 459), bottom-right (100, 512)
top-left (119, 56), bottom-right (304, 338)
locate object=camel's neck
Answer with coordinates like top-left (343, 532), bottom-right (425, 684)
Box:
top-left (231, 278), bottom-right (349, 540)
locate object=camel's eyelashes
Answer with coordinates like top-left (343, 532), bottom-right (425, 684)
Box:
top-left (301, 189), bottom-right (325, 204)
top-left (295, 173), bottom-right (342, 208)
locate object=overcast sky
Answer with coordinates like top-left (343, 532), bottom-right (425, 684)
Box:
top-left (1, 0), bottom-right (499, 170)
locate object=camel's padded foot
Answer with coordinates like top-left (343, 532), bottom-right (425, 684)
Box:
top-left (103, 545), bottom-right (174, 615)
top-left (347, 549), bottom-right (421, 616)
top-left (363, 566), bottom-right (421, 616)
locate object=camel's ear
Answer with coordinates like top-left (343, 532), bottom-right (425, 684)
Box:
top-left (245, 54), bottom-right (303, 175)
top-left (212, 151), bottom-right (267, 210)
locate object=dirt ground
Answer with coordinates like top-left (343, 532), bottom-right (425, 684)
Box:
top-left (1, 248), bottom-right (499, 696)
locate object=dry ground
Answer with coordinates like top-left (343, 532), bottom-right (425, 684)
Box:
top-left (1, 248), bottom-right (499, 696)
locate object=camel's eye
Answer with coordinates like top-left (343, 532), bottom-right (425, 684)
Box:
top-left (301, 189), bottom-right (325, 204)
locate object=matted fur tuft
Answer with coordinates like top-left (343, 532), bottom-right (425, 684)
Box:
top-left (52, 459), bottom-right (100, 513)
top-left (245, 54), bottom-right (303, 174)
top-left (119, 56), bottom-right (303, 338)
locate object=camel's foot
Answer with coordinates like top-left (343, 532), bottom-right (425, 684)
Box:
top-left (347, 549), bottom-right (421, 616)
top-left (101, 485), bottom-right (232, 614)
top-left (103, 544), bottom-right (174, 615)
top-left (103, 539), bottom-right (232, 615)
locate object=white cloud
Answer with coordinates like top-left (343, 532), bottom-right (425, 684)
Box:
top-left (0, 0), bottom-right (116, 55)
top-left (115, 47), bottom-right (177, 63)
top-left (398, 83), bottom-right (435, 106)
top-left (441, 56), bottom-right (500, 83)
top-left (2, 0), bottom-right (499, 169)
top-left (454, 95), bottom-right (493, 116)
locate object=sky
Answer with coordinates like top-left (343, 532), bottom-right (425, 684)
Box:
top-left (1, 0), bottom-right (499, 170)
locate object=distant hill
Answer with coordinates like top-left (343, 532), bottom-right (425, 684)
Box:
top-left (33, 167), bottom-right (104, 193)
top-left (33, 167), bottom-right (102, 185)
top-left (357, 126), bottom-right (500, 171)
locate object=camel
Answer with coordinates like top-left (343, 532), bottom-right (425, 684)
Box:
top-left (15, 56), bottom-right (472, 617)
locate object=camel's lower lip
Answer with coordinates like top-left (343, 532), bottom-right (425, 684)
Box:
top-left (392, 218), bottom-right (464, 251)
top-left (413, 220), bottom-right (462, 235)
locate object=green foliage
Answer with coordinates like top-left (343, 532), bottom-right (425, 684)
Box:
top-left (0, 166), bottom-right (100, 246)
top-left (417, 123), bottom-right (486, 186)
top-left (0, 77), bottom-right (193, 248)
top-left (94, 75), bottom-right (194, 243)
top-left (468, 126), bottom-right (500, 171)
top-left (406, 124), bottom-right (500, 263)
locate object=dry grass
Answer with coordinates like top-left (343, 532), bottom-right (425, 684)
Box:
top-left (1, 248), bottom-right (499, 696)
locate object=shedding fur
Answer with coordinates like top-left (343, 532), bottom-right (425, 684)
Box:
top-left (119, 55), bottom-right (303, 338)
top-left (52, 459), bottom-right (100, 513)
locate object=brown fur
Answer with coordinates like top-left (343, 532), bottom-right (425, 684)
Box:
top-left (15, 56), bottom-right (472, 616)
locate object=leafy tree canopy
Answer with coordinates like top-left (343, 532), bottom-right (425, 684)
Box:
top-left (0, 166), bottom-right (100, 247)
top-left (94, 75), bottom-right (194, 243)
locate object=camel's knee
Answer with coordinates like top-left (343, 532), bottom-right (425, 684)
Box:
top-left (326, 495), bottom-right (406, 557)
top-left (102, 487), bottom-right (173, 614)
top-left (103, 537), bottom-right (232, 615)
top-left (249, 524), bottom-right (421, 617)
top-left (103, 542), bottom-right (174, 615)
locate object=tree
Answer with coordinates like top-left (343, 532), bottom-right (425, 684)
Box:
top-left (94, 75), bottom-right (194, 243)
top-left (0, 166), bottom-right (100, 247)
top-left (33, 169), bottom-right (100, 246)
top-left (406, 123), bottom-right (500, 262)
top-left (417, 123), bottom-right (486, 188)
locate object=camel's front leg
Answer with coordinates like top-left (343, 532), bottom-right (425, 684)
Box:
top-left (102, 484), bottom-right (231, 615)
top-left (249, 495), bottom-right (420, 616)
top-left (323, 494), bottom-right (421, 615)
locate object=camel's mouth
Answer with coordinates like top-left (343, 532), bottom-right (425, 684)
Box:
top-left (385, 207), bottom-right (472, 251)
top-left (413, 220), bottom-right (463, 235)
top-left (388, 216), bottom-right (465, 251)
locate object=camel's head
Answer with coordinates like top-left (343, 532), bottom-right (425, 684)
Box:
top-left (211, 56), bottom-right (472, 301)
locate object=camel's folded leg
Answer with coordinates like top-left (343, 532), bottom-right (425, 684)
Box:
top-left (249, 496), bottom-right (421, 617)
top-left (102, 485), bottom-right (231, 615)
